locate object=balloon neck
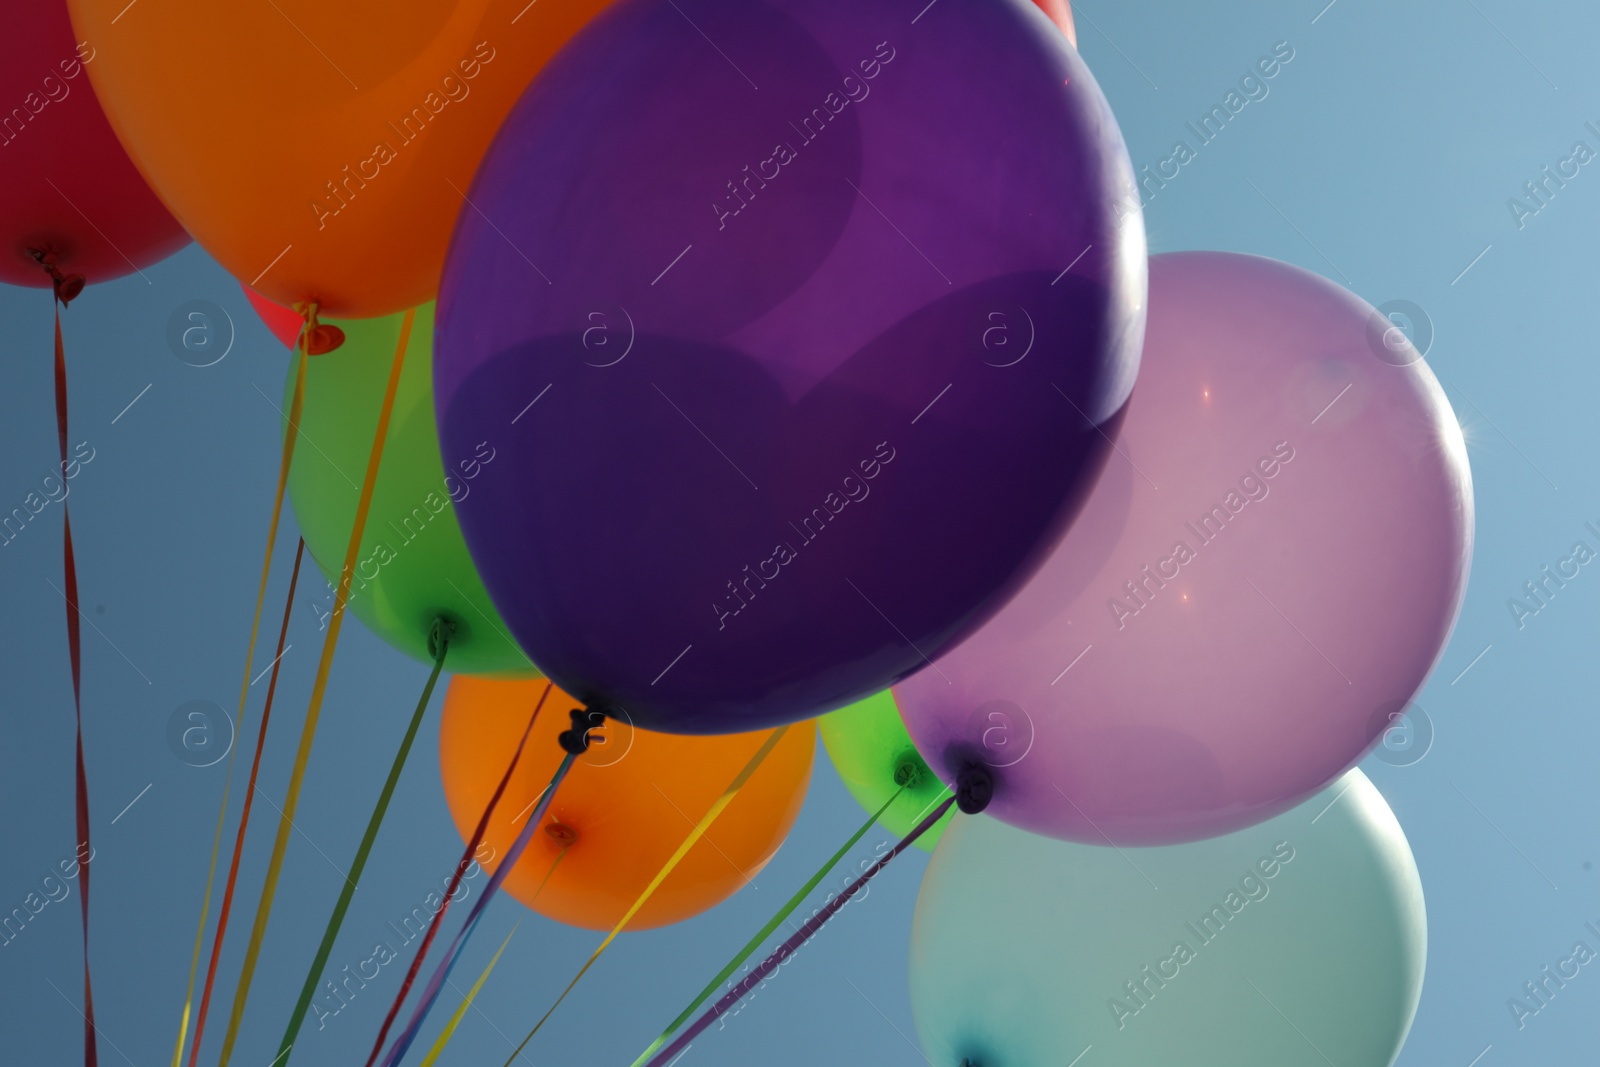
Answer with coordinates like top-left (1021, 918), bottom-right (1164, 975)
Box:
top-left (544, 821), bottom-right (578, 847)
top-left (426, 617), bottom-right (455, 660)
top-left (892, 750), bottom-right (927, 789)
top-left (558, 707), bottom-right (607, 754)
top-left (293, 300), bottom-right (346, 355)
top-left (954, 764), bottom-right (993, 815)
top-left (28, 248), bottom-right (85, 306)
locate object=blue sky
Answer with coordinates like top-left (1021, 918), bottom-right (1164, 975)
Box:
top-left (2, 0), bottom-right (1597, 1064)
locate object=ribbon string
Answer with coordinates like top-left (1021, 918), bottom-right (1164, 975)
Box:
top-left (274, 618), bottom-right (453, 1064)
top-left (358, 681), bottom-right (557, 1067)
top-left (54, 293), bottom-right (98, 1067)
top-left (643, 791), bottom-right (959, 1067)
top-left (186, 537), bottom-right (306, 1067)
top-left (377, 742), bottom-right (582, 1067)
top-left (216, 308), bottom-right (415, 1067)
top-left (631, 784), bottom-right (909, 1067)
top-left (499, 724), bottom-right (795, 1067)
top-left (175, 321), bottom-right (310, 1067)
top-left (416, 919), bottom-right (521, 1067)
top-left (417, 844), bottom-right (568, 1067)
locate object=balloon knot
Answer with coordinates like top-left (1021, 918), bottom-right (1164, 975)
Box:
top-left (892, 751), bottom-right (926, 789)
top-left (294, 300), bottom-right (346, 355)
top-left (426, 617), bottom-right (455, 660)
top-left (29, 249), bottom-right (85, 306)
top-left (544, 821), bottom-right (578, 847)
top-left (558, 707), bottom-right (607, 754)
top-left (955, 764), bottom-right (993, 815)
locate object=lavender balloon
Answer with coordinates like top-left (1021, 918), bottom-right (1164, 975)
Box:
top-left (435, 0), bottom-right (1145, 732)
top-left (897, 252), bottom-right (1473, 844)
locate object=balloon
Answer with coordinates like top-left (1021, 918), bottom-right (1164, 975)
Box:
top-left (245, 286), bottom-right (305, 349)
top-left (439, 676), bottom-right (814, 930)
top-left (280, 303), bottom-right (535, 676)
top-left (436, 0), bottom-right (1145, 734)
top-left (817, 691), bottom-right (952, 852)
top-left (68, 0), bottom-right (616, 317)
top-left (897, 252), bottom-right (1472, 845)
top-left (1032, 0), bottom-right (1077, 47)
top-left (1, 5), bottom-right (187, 288)
top-left (910, 769), bottom-right (1425, 1067)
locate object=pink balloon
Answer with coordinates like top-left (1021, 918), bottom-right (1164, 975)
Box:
top-left (897, 252), bottom-right (1472, 845)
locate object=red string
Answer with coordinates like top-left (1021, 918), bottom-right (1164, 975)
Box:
top-left (361, 680), bottom-right (556, 1067)
top-left (186, 538), bottom-right (305, 1066)
top-left (55, 298), bottom-right (98, 1067)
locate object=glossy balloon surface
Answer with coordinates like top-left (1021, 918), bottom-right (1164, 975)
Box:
top-left (898, 252), bottom-right (1472, 844)
top-left (437, 0), bottom-right (1146, 733)
top-left (911, 770), bottom-right (1425, 1067)
top-left (439, 676), bottom-right (814, 930)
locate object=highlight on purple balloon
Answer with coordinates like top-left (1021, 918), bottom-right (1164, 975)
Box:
top-left (434, 0), bottom-right (1146, 734)
top-left (896, 251), bottom-right (1473, 845)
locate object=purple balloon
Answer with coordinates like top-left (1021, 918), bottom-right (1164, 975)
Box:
top-left (435, 0), bottom-right (1144, 732)
top-left (897, 252), bottom-right (1473, 844)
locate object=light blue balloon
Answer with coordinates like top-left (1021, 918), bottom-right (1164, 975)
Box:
top-left (909, 769), bottom-right (1425, 1067)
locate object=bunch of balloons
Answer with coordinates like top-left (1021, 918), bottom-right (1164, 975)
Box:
top-left (2, 0), bottom-right (1474, 1064)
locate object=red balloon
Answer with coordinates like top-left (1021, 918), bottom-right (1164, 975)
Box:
top-left (242, 286), bottom-right (306, 350)
top-left (1032, 0), bottom-right (1077, 47)
top-left (0, 4), bottom-right (187, 289)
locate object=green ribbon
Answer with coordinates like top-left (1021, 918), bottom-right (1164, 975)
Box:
top-left (274, 617), bottom-right (451, 1065)
top-left (630, 783), bottom-right (907, 1067)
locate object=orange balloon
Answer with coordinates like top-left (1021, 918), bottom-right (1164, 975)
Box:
top-left (440, 676), bottom-right (814, 931)
top-left (67, 0), bottom-right (615, 317)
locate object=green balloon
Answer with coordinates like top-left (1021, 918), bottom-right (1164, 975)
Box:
top-left (283, 303), bottom-right (534, 676)
top-left (909, 769), bottom-right (1425, 1066)
top-left (818, 690), bottom-right (953, 852)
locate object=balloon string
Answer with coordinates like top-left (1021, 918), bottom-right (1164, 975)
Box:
top-left (53, 297), bottom-right (98, 1067)
top-left (174, 321), bottom-right (310, 1067)
top-left (377, 744), bottom-right (582, 1067)
top-left (630, 784), bottom-right (908, 1067)
top-left (273, 619), bottom-right (452, 1066)
top-left (500, 724), bottom-right (796, 1067)
top-left (643, 790), bottom-right (959, 1067)
top-left (415, 919), bottom-right (522, 1067)
top-left (357, 681), bottom-right (557, 1067)
top-left (185, 537), bottom-right (305, 1067)
top-left (216, 307), bottom-right (415, 1067)
top-left (417, 846), bottom-right (567, 1067)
